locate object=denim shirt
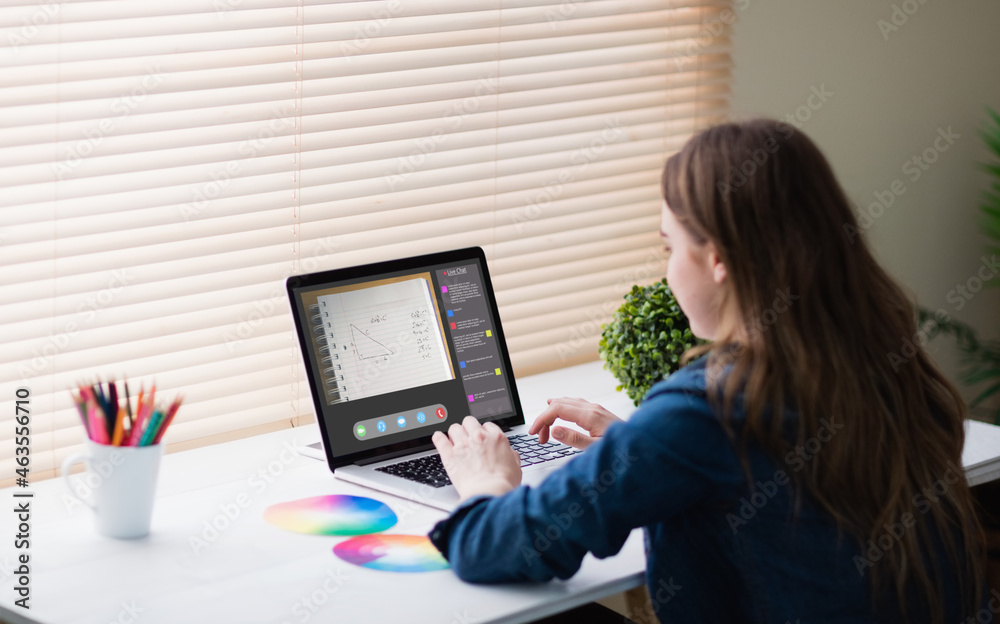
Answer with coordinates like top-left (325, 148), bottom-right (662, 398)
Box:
top-left (427, 358), bottom-right (974, 624)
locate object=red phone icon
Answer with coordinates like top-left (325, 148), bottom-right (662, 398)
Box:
top-left (436, 407), bottom-right (446, 419)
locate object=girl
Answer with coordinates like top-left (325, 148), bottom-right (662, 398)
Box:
top-left (428, 118), bottom-right (986, 623)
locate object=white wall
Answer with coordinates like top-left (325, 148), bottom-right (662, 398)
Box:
top-left (730, 0), bottom-right (1000, 417)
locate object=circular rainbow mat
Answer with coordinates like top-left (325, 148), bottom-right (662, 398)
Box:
top-left (333, 534), bottom-right (450, 573)
top-left (264, 495), bottom-right (397, 536)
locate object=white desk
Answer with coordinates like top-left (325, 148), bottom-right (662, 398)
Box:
top-left (0, 361), bottom-right (643, 624)
top-left (2, 360), bottom-right (999, 624)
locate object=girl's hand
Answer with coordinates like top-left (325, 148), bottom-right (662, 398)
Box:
top-left (528, 397), bottom-right (624, 449)
top-left (432, 416), bottom-right (522, 502)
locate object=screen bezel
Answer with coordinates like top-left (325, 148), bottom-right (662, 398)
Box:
top-left (286, 246), bottom-right (525, 470)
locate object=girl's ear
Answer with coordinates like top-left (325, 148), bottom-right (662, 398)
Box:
top-left (708, 244), bottom-right (727, 284)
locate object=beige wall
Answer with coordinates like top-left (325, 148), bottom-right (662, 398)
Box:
top-left (730, 0), bottom-right (1000, 417)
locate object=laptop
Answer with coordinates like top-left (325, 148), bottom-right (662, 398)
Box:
top-left (0, 602), bottom-right (41, 624)
top-left (286, 246), bottom-right (581, 512)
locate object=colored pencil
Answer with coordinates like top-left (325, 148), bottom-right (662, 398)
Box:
top-left (73, 395), bottom-right (90, 438)
top-left (138, 410), bottom-right (163, 446)
top-left (80, 387), bottom-right (99, 442)
top-left (88, 402), bottom-right (106, 444)
top-left (124, 380), bottom-right (134, 432)
top-left (72, 380), bottom-right (181, 446)
top-left (129, 402), bottom-right (146, 447)
top-left (93, 383), bottom-right (109, 423)
top-left (111, 407), bottom-right (126, 446)
top-left (152, 397), bottom-right (182, 445)
top-left (133, 385), bottom-right (155, 446)
top-left (129, 385), bottom-right (146, 446)
top-left (107, 381), bottom-right (118, 442)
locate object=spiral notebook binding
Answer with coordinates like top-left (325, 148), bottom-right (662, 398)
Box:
top-left (309, 301), bottom-right (348, 403)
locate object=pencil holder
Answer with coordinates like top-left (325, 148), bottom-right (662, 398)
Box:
top-left (61, 440), bottom-right (163, 539)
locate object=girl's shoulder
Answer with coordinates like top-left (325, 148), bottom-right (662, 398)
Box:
top-left (642, 355), bottom-right (710, 403)
top-left (638, 354), bottom-right (756, 430)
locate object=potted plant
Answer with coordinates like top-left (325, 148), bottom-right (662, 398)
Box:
top-left (920, 107), bottom-right (1000, 424)
top-left (598, 278), bottom-right (699, 406)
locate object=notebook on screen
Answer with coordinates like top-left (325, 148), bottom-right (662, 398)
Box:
top-left (286, 246), bottom-right (580, 512)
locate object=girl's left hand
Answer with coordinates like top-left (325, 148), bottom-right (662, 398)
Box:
top-left (432, 416), bottom-right (522, 501)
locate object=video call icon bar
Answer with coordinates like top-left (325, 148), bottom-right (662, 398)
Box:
top-left (353, 404), bottom-right (448, 440)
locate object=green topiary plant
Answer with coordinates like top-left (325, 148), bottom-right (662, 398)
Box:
top-left (598, 278), bottom-right (699, 406)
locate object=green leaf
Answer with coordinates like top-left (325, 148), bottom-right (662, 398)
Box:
top-left (970, 381), bottom-right (1000, 407)
top-left (963, 368), bottom-right (1000, 385)
top-left (597, 278), bottom-right (701, 404)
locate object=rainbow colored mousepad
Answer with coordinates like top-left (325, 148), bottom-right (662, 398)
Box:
top-left (264, 495), bottom-right (397, 536)
top-left (333, 534), bottom-right (449, 573)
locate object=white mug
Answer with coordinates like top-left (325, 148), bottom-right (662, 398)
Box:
top-left (61, 439), bottom-right (163, 539)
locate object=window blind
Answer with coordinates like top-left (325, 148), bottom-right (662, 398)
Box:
top-left (0, 0), bottom-right (732, 483)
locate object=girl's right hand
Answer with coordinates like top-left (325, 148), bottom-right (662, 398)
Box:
top-left (527, 397), bottom-right (624, 449)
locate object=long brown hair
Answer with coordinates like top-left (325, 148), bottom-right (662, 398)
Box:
top-left (662, 118), bottom-right (984, 621)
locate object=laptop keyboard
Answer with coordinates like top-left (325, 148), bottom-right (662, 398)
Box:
top-left (374, 434), bottom-right (581, 488)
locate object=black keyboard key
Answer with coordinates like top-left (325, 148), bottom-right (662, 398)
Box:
top-left (376, 454), bottom-right (453, 488)
top-left (376, 435), bottom-right (580, 487)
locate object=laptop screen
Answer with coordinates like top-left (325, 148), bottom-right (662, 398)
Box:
top-left (287, 247), bottom-right (523, 467)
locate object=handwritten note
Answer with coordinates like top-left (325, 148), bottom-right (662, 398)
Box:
top-left (315, 278), bottom-right (453, 403)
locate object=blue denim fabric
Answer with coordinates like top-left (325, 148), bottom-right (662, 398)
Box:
top-left (428, 357), bottom-right (977, 623)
